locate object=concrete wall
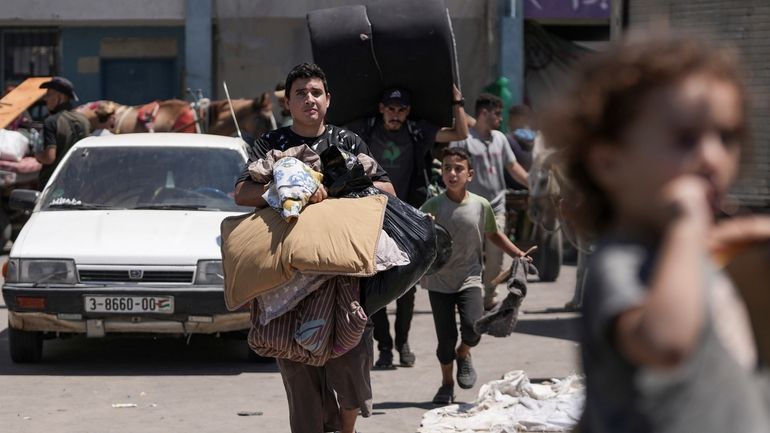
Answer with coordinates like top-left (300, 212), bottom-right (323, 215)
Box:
top-left (59, 27), bottom-right (185, 103)
top-left (627, 0), bottom-right (770, 207)
top-left (2, 0), bottom-right (502, 121)
top-left (0, 0), bottom-right (184, 25)
top-left (213, 0), bottom-right (486, 19)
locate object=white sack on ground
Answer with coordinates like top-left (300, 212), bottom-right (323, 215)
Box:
top-left (419, 370), bottom-right (584, 433)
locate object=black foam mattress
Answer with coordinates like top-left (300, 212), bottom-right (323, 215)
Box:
top-left (307, 0), bottom-right (459, 127)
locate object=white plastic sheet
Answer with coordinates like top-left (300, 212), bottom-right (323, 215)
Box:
top-left (419, 370), bottom-right (584, 433)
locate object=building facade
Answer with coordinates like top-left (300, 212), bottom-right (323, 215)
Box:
top-left (1, 0), bottom-right (502, 113)
top-left (1, 1), bottom-right (186, 105)
top-left (621, 0), bottom-right (770, 208)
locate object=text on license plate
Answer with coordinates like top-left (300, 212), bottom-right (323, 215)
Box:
top-left (83, 296), bottom-right (174, 314)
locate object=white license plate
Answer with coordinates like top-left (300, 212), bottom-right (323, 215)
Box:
top-left (83, 296), bottom-right (174, 314)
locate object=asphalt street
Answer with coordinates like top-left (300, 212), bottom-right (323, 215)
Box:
top-left (0, 257), bottom-right (581, 433)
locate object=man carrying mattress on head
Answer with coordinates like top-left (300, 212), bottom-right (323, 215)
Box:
top-left (234, 62), bottom-right (394, 433)
top-left (346, 85), bottom-right (468, 369)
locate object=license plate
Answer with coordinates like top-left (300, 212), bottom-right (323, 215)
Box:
top-left (83, 296), bottom-right (174, 314)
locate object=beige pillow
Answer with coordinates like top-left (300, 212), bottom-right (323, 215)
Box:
top-left (221, 195), bottom-right (387, 310)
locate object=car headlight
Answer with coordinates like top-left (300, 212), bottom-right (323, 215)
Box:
top-left (195, 260), bottom-right (224, 285)
top-left (5, 259), bottom-right (77, 285)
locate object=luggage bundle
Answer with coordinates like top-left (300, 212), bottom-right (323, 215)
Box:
top-left (221, 146), bottom-right (442, 362)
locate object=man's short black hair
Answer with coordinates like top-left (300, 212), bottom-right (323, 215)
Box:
top-left (441, 146), bottom-right (473, 170)
top-left (284, 63), bottom-right (329, 98)
top-left (475, 93), bottom-right (503, 116)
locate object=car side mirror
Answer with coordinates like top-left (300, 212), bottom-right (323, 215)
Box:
top-left (9, 189), bottom-right (40, 211)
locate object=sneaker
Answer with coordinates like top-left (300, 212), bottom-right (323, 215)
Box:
top-left (374, 350), bottom-right (395, 369)
top-left (456, 354), bottom-right (477, 389)
top-left (432, 383), bottom-right (455, 405)
top-left (397, 342), bottom-right (416, 367)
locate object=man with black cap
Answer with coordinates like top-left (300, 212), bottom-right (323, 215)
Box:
top-left (347, 84), bottom-right (469, 369)
top-left (35, 76), bottom-right (90, 188)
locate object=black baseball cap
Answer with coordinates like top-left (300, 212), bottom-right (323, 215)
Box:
top-left (381, 88), bottom-right (410, 107)
top-left (40, 76), bottom-right (79, 102)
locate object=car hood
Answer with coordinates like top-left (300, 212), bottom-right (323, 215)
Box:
top-left (11, 210), bottom-right (239, 265)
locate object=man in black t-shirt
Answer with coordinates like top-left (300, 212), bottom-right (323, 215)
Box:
top-left (234, 63), bottom-right (394, 433)
top-left (233, 123), bottom-right (390, 189)
top-left (346, 86), bottom-right (469, 369)
top-left (235, 67), bottom-right (393, 205)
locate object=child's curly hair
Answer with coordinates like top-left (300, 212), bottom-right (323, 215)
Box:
top-left (542, 36), bottom-right (748, 236)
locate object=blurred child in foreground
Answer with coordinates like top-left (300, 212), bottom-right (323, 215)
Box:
top-left (543, 35), bottom-right (770, 433)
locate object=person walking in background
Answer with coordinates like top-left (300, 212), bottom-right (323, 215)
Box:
top-left (543, 35), bottom-right (770, 433)
top-left (450, 94), bottom-right (529, 310)
top-left (421, 147), bottom-right (529, 405)
top-left (34, 76), bottom-right (90, 188)
top-left (347, 85), bottom-right (468, 369)
top-left (504, 104), bottom-right (536, 191)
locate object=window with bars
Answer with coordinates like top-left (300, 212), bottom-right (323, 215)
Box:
top-left (1, 29), bottom-right (59, 88)
top-left (1, 29), bottom-right (60, 121)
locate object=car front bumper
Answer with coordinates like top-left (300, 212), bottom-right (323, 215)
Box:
top-left (8, 310), bottom-right (250, 336)
top-left (2, 284), bottom-right (251, 336)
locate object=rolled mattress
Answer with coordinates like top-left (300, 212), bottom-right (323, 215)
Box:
top-left (307, 0), bottom-right (459, 127)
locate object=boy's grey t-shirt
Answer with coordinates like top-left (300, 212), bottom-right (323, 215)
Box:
top-left (420, 192), bottom-right (497, 293)
top-left (449, 129), bottom-right (516, 214)
top-left (581, 237), bottom-right (770, 433)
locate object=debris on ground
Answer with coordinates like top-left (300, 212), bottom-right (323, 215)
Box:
top-left (419, 370), bottom-right (584, 432)
top-left (237, 411), bottom-right (264, 416)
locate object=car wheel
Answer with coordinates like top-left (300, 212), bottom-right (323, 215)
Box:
top-left (8, 325), bottom-right (43, 363)
top-left (535, 229), bottom-right (562, 282)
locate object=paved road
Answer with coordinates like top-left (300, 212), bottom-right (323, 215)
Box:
top-left (0, 259), bottom-right (581, 433)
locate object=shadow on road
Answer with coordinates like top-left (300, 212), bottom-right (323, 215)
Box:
top-left (513, 316), bottom-right (580, 342)
top-left (0, 328), bottom-right (279, 376)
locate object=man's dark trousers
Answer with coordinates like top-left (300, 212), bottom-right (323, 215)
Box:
top-left (371, 286), bottom-right (416, 353)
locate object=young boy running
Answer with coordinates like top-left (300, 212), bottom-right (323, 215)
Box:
top-left (420, 147), bottom-right (530, 405)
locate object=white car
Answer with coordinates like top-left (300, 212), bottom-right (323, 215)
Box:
top-left (2, 133), bottom-right (253, 362)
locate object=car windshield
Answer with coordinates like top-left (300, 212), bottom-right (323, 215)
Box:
top-left (40, 146), bottom-right (252, 212)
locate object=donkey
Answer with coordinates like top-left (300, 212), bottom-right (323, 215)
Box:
top-left (76, 93), bottom-right (274, 138)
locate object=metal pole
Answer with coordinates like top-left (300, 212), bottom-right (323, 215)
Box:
top-left (222, 81), bottom-right (243, 140)
top-left (499, 0), bottom-right (525, 105)
top-left (185, 0), bottom-right (212, 98)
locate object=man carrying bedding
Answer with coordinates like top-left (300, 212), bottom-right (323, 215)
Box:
top-left (234, 62), bottom-right (394, 433)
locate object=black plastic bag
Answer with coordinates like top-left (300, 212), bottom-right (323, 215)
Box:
top-left (319, 145), bottom-right (437, 314)
top-left (424, 222), bottom-right (452, 276)
top-left (320, 145), bottom-right (373, 197)
top-left (360, 192), bottom-right (437, 315)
